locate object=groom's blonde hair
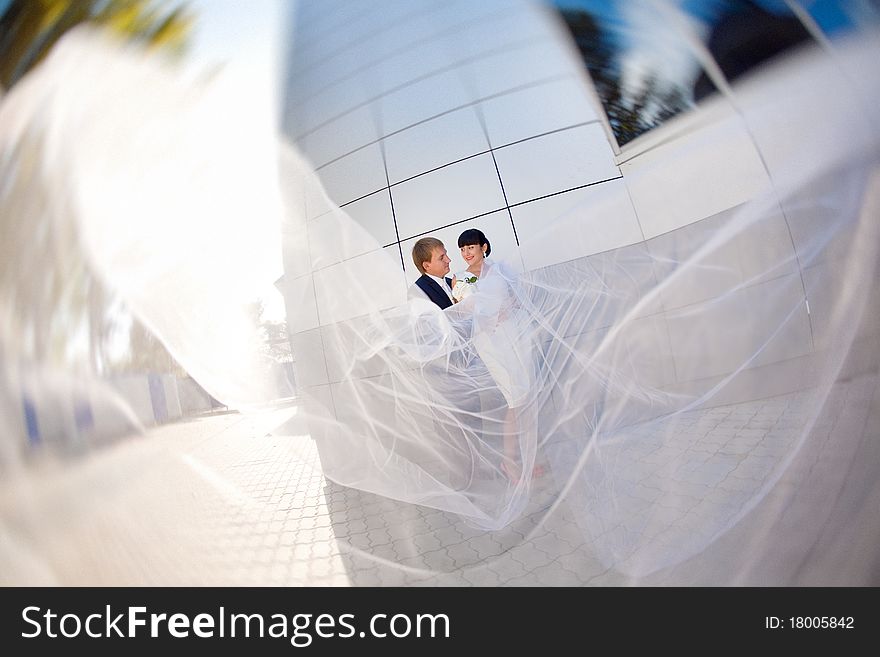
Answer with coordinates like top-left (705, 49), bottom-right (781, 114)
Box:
top-left (412, 237), bottom-right (444, 275)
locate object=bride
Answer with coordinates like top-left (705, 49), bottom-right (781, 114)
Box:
top-left (449, 229), bottom-right (543, 484)
top-left (450, 228), bottom-right (488, 304)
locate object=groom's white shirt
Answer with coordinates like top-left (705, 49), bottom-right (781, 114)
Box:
top-left (408, 273), bottom-right (454, 303)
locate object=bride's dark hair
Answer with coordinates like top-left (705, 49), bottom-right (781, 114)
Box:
top-left (457, 228), bottom-right (491, 256)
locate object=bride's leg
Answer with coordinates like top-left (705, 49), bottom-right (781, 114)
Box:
top-left (502, 406), bottom-right (519, 478)
top-left (500, 406), bottom-right (543, 483)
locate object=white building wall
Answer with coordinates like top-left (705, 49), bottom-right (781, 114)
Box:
top-left (282, 1), bottom-right (638, 399)
top-left (281, 0), bottom-right (857, 410)
top-left (285, 0), bottom-right (616, 274)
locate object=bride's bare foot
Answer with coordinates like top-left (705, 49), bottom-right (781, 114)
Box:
top-left (500, 460), bottom-right (545, 483)
top-left (500, 460), bottom-right (520, 482)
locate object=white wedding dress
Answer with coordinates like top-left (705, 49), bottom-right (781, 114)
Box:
top-left (452, 262), bottom-right (536, 409)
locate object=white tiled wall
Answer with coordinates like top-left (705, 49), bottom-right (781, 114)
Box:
top-left (366, 39), bottom-right (456, 98)
top-left (390, 153), bottom-right (506, 240)
top-left (383, 107), bottom-right (489, 184)
top-left (377, 69), bottom-right (473, 136)
top-left (298, 383), bottom-right (336, 443)
top-left (622, 110), bottom-right (772, 240)
top-left (339, 190), bottom-right (398, 247)
top-left (315, 142), bottom-right (387, 207)
top-left (478, 76), bottom-right (599, 148)
top-left (493, 123), bottom-right (620, 205)
top-left (290, 328), bottom-right (329, 387)
top-left (283, 274), bottom-right (319, 334)
top-left (645, 204), bottom-right (800, 311)
top-left (308, 204), bottom-right (390, 270)
top-left (512, 179), bottom-right (643, 270)
top-left (727, 35), bottom-right (877, 190)
top-left (302, 168), bottom-right (339, 222)
top-left (302, 104), bottom-right (380, 169)
top-left (282, 0), bottom-right (815, 404)
top-left (322, 318), bottom-right (395, 384)
top-left (664, 272), bottom-right (812, 382)
top-left (289, 0), bottom-right (614, 277)
top-left (801, 260), bottom-right (849, 352)
top-left (447, 0), bottom-right (558, 54)
top-left (313, 248), bottom-right (409, 325)
top-left (457, 39), bottom-right (580, 100)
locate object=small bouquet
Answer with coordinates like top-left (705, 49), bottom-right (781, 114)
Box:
top-left (452, 275), bottom-right (478, 302)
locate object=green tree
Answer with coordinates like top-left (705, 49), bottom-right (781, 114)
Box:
top-left (0, 0), bottom-right (192, 91)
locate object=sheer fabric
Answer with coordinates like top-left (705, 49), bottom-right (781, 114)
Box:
top-left (277, 28), bottom-right (880, 577)
top-left (0, 29), bottom-right (292, 441)
top-left (0, 21), bottom-right (878, 581)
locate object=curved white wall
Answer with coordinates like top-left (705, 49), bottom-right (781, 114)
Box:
top-left (280, 0), bottom-right (878, 414)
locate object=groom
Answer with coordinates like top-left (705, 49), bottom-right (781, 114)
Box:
top-left (408, 237), bottom-right (454, 309)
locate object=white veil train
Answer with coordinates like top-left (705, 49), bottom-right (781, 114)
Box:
top-left (0, 15), bottom-right (878, 583)
top-left (279, 28), bottom-right (880, 578)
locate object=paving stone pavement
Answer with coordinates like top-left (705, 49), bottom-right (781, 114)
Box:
top-left (1, 375), bottom-right (877, 586)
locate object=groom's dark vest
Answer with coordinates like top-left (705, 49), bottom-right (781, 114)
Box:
top-left (415, 274), bottom-right (454, 309)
